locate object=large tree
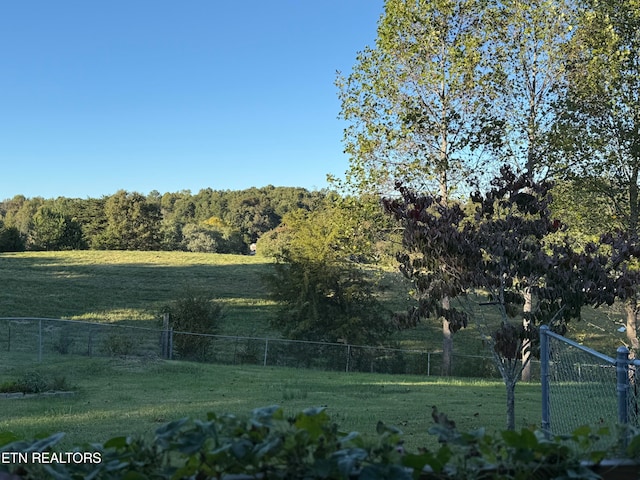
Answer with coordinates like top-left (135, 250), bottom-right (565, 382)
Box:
top-left (337, 0), bottom-right (502, 374)
top-left (0, 223), bottom-right (24, 252)
top-left (384, 166), bottom-right (609, 429)
top-left (265, 204), bottom-right (394, 346)
top-left (97, 190), bottom-right (161, 251)
top-left (0, 196), bottom-right (43, 243)
top-left (30, 205), bottom-right (84, 251)
top-left (488, 0), bottom-right (577, 176)
top-left (338, 0), bottom-right (501, 198)
top-left (552, 0), bottom-right (640, 350)
top-left (483, 0), bottom-right (579, 380)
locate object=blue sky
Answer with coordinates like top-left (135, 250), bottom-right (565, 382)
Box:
top-left (0, 1), bottom-right (384, 200)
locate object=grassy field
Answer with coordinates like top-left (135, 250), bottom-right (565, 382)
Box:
top-left (0, 250), bottom-right (629, 452)
top-left (0, 354), bottom-right (541, 451)
top-left (0, 250), bottom-right (627, 352)
top-left (0, 250), bottom-right (279, 337)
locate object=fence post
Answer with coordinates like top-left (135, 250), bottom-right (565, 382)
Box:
top-left (168, 328), bottom-right (173, 360)
top-left (87, 326), bottom-right (93, 357)
top-left (263, 338), bottom-right (268, 367)
top-left (38, 319), bottom-right (43, 363)
top-left (162, 313), bottom-right (170, 359)
top-left (346, 345), bottom-right (351, 373)
top-left (540, 325), bottom-right (550, 434)
top-left (616, 346), bottom-right (630, 426)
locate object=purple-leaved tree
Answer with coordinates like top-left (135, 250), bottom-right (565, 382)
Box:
top-left (385, 165), bottom-right (611, 429)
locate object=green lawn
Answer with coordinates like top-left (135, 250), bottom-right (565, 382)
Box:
top-left (0, 250), bottom-right (627, 353)
top-left (0, 355), bottom-right (541, 451)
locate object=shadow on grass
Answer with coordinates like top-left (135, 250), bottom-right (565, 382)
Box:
top-left (0, 254), bottom-right (277, 331)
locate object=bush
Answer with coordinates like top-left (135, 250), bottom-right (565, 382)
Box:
top-left (163, 290), bottom-right (224, 361)
top-left (0, 371), bottom-right (70, 394)
top-left (266, 260), bottom-right (394, 345)
top-left (101, 333), bottom-right (134, 356)
top-left (2, 406), bottom-right (639, 479)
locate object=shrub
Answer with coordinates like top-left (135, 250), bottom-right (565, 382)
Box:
top-left (53, 331), bottom-right (74, 355)
top-left (1, 406), bottom-right (638, 479)
top-left (162, 290), bottom-right (224, 361)
top-left (0, 225), bottom-right (24, 252)
top-left (101, 333), bottom-right (134, 356)
top-left (0, 371), bottom-right (70, 394)
top-left (14, 371), bottom-right (48, 393)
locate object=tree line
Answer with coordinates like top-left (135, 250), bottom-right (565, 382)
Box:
top-left (0, 186), bottom-right (326, 254)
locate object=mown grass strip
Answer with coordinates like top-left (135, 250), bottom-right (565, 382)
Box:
top-left (0, 355), bottom-right (541, 451)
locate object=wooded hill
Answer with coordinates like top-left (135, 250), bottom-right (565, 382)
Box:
top-left (0, 186), bottom-right (327, 254)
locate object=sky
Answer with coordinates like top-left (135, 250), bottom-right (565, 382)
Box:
top-left (0, 1), bottom-right (384, 200)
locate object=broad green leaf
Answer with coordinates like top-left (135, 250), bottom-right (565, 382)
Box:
top-left (103, 436), bottom-right (129, 449)
top-left (0, 432), bottom-right (19, 447)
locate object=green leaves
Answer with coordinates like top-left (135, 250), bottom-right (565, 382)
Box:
top-left (338, 0), bottom-right (500, 198)
top-left (264, 201), bottom-right (395, 346)
top-left (1, 406), bottom-right (639, 479)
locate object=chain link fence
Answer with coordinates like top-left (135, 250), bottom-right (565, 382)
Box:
top-left (540, 325), bottom-right (640, 449)
top-left (0, 317), bottom-right (510, 377)
top-left (0, 317), bottom-right (162, 361)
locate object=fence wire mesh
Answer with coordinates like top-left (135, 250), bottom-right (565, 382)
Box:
top-left (0, 317), bottom-right (509, 378)
top-left (0, 317), bottom-right (162, 361)
top-left (541, 326), bottom-right (640, 453)
top-left (628, 362), bottom-right (640, 428)
top-left (546, 337), bottom-right (617, 435)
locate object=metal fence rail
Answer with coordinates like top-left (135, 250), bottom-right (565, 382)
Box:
top-left (540, 325), bottom-right (640, 446)
top-left (0, 317), bottom-right (507, 378)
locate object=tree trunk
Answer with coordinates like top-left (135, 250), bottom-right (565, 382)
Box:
top-left (625, 296), bottom-right (639, 352)
top-left (521, 288), bottom-right (533, 382)
top-left (628, 165), bottom-right (638, 237)
top-left (506, 375), bottom-right (516, 431)
top-left (442, 296), bottom-right (452, 376)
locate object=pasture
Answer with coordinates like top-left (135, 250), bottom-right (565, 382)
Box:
top-left (0, 250), bottom-right (628, 450)
top-left (0, 250), bottom-right (279, 337)
top-left (0, 250), bottom-right (626, 352)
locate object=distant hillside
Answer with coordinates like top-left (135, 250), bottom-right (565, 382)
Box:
top-left (0, 250), bottom-right (628, 365)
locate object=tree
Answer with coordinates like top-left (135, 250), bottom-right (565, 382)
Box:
top-left (265, 205), bottom-right (394, 346)
top-left (30, 205), bottom-right (84, 251)
top-left (181, 218), bottom-right (244, 254)
top-left (60, 197), bottom-right (107, 249)
top-left (225, 189), bottom-right (280, 245)
top-left (384, 166), bottom-right (609, 429)
top-left (549, 177), bottom-right (620, 246)
top-left (483, 0), bottom-right (579, 380)
top-left (0, 223), bottom-right (24, 252)
top-left (337, 0), bottom-right (502, 374)
top-left (488, 0), bottom-right (577, 175)
top-left (97, 191), bottom-right (161, 250)
top-left (552, 0), bottom-right (640, 350)
top-left (338, 0), bottom-right (501, 197)
top-left (0, 196), bottom-right (43, 244)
